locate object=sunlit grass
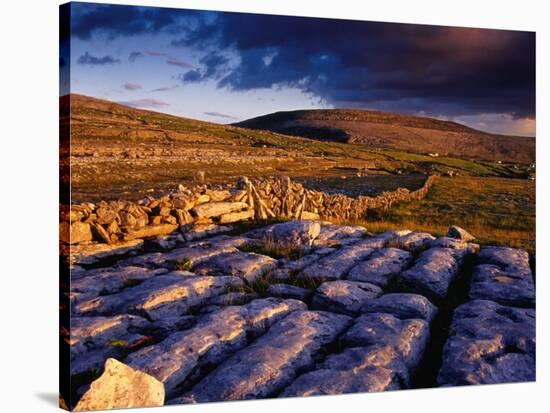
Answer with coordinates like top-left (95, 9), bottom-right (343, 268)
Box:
top-left (336, 176), bottom-right (535, 253)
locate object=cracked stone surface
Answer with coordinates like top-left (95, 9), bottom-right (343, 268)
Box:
top-left (194, 251), bottom-right (277, 283)
top-left (343, 313), bottom-right (430, 370)
top-left (347, 248), bottom-right (413, 288)
top-left (64, 221), bottom-right (535, 408)
top-left (399, 248), bottom-right (461, 302)
top-left (298, 241), bottom-right (375, 280)
top-left (360, 293), bottom-right (438, 323)
top-left (469, 247), bottom-right (535, 308)
top-left (185, 311), bottom-right (351, 402)
top-left (437, 299), bottom-right (535, 386)
top-left (280, 345), bottom-right (409, 397)
top-left (126, 298), bottom-right (306, 396)
top-left (312, 280), bottom-right (383, 315)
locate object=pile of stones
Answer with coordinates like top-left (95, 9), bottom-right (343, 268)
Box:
top-left (60, 175), bottom-right (437, 246)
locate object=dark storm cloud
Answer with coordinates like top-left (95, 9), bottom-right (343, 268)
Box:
top-left (70, 3), bottom-right (193, 40)
top-left (77, 52), bottom-right (120, 65)
top-left (71, 3), bottom-right (535, 119)
top-left (179, 52), bottom-right (229, 83)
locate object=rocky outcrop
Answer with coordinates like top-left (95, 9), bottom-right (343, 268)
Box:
top-left (126, 298), bottom-right (306, 396)
top-left (360, 293), bottom-right (438, 323)
top-left (469, 247), bottom-right (535, 308)
top-left (74, 274), bottom-right (244, 319)
top-left (280, 345), bottom-right (409, 396)
top-left (343, 313), bottom-right (430, 370)
top-left (62, 221), bottom-right (535, 409)
top-left (347, 248), bottom-right (413, 287)
top-left (74, 358), bottom-right (164, 411)
top-left (399, 248), bottom-right (461, 302)
top-left (266, 220), bottom-right (321, 248)
top-left (194, 251), bottom-right (277, 283)
top-left (437, 300), bottom-right (535, 386)
top-left (312, 281), bottom-right (383, 315)
top-left (186, 311), bottom-right (351, 402)
top-left (298, 241), bottom-right (375, 281)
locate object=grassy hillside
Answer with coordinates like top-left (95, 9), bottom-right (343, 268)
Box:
top-left (236, 109), bottom-right (535, 164)
top-left (63, 94), bottom-right (535, 251)
top-left (341, 176), bottom-right (535, 253)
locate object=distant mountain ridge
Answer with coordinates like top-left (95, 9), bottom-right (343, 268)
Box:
top-left (235, 109), bottom-right (535, 163)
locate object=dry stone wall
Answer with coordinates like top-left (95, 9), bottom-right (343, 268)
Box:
top-left (60, 175), bottom-right (437, 245)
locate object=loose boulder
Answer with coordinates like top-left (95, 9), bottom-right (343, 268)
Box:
top-left (60, 221), bottom-right (93, 244)
top-left (267, 220), bottom-right (321, 248)
top-left (447, 225), bottom-right (475, 242)
top-left (74, 358), bottom-right (164, 411)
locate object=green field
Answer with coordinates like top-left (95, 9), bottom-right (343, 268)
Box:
top-left (340, 176), bottom-right (535, 253)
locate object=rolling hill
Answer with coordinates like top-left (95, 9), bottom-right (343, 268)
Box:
top-left (235, 109), bottom-right (535, 164)
top-left (62, 94), bottom-right (533, 202)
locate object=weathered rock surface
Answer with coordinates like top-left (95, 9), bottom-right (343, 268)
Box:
top-left (267, 283), bottom-right (313, 302)
top-left (312, 280), bottom-right (383, 315)
top-left (469, 247), bottom-right (535, 308)
top-left (428, 236), bottom-right (479, 254)
top-left (74, 274), bottom-right (243, 319)
top-left (70, 266), bottom-right (169, 304)
top-left (469, 264), bottom-right (535, 308)
top-left (343, 313), bottom-right (430, 370)
top-left (194, 251), bottom-right (277, 283)
top-left (280, 345), bottom-right (409, 396)
top-left (70, 239), bottom-right (144, 265)
top-left (74, 358), bottom-right (164, 411)
top-left (124, 223), bottom-right (178, 240)
top-left (63, 220), bottom-right (535, 407)
top-left (437, 300), bottom-right (535, 386)
top-left (360, 293), bottom-right (438, 323)
top-left (69, 314), bottom-right (150, 376)
top-left (399, 248), bottom-right (460, 302)
top-left (182, 223), bottom-right (232, 241)
top-left (191, 202), bottom-right (248, 218)
top-left (60, 221), bottom-right (93, 244)
top-left (126, 299), bottom-right (306, 395)
top-left (477, 246), bottom-right (533, 277)
top-left (219, 209), bottom-right (254, 224)
top-left (359, 230), bottom-right (413, 249)
top-left (347, 248), bottom-right (413, 288)
top-left (186, 311), bottom-right (351, 402)
top-left (391, 232), bottom-right (435, 251)
top-left (267, 220), bottom-right (321, 248)
top-left (314, 224), bottom-right (368, 244)
top-left (298, 241), bottom-right (374, 280)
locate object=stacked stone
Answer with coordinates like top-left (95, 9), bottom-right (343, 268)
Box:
top-left (60, 174), bottom-right (438, 246)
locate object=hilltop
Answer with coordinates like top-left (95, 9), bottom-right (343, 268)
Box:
top-left (235, 109), bottom-right (535, 164)
top-left (63, 94), bottom-right (532, 204)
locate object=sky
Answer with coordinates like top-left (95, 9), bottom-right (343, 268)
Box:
top-left (60, 2), bottom-right (536, 137)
